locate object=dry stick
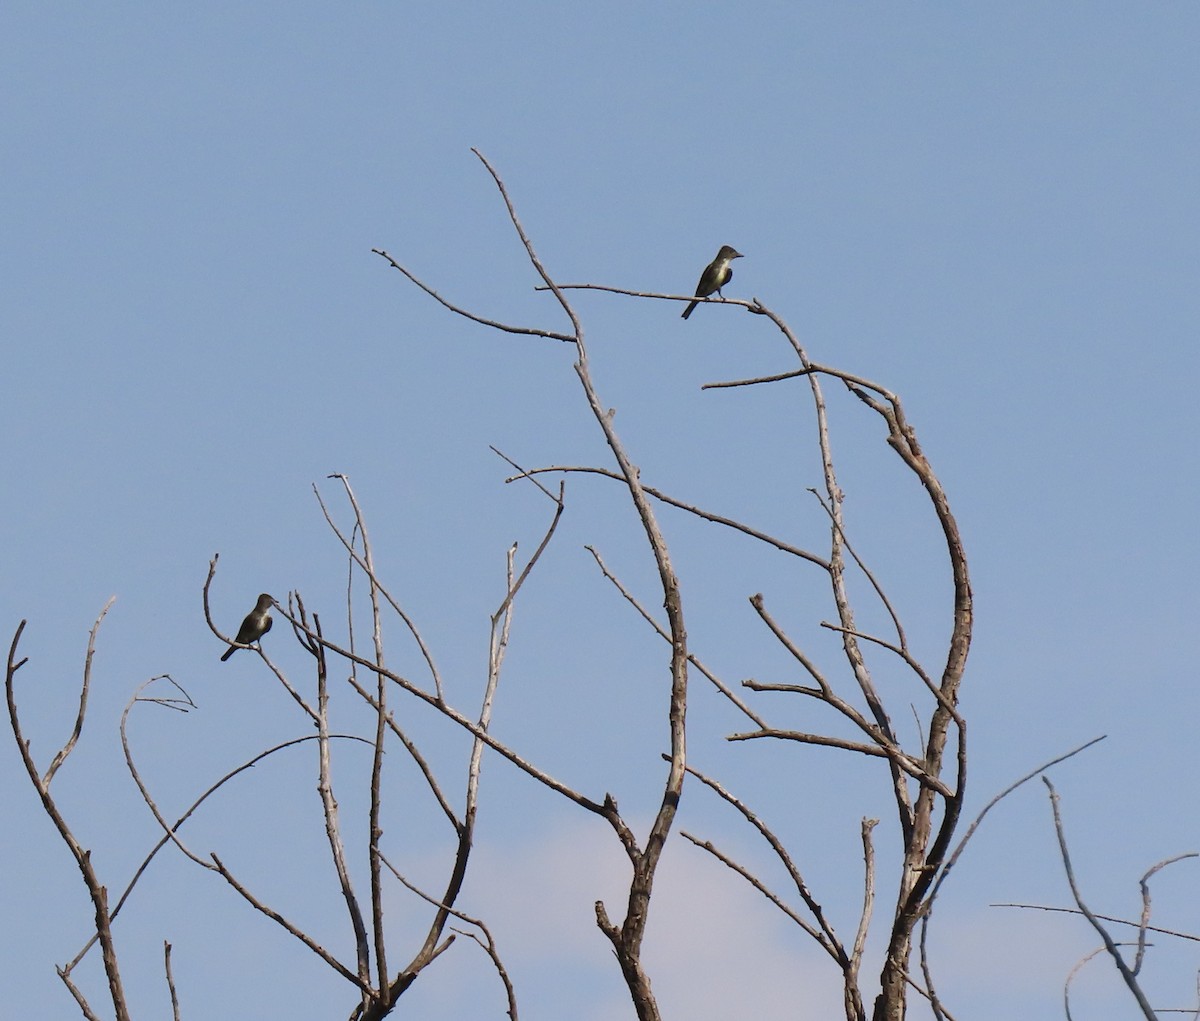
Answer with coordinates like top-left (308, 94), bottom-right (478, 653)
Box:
top-left (775, 318), bottom-right (899, 755)
top-left (736, 325), bottom-right (922, 870)
top-left (331, 475), bottom-right (392, 998)
top-left (451, 928), bottom-right (519, 1021)
top-left (329, 514), bottom-right (374, 1021)
top-left (1009, 855), bottom-right (1199, 1017)
top-left (315, 476), bottom-right (445, 701)
top-left (554, 242), bottom-right (969, 1020)
top-left (829, 368), bottom-right (971, 861)
top-left (56, 967), bottom-right (105, 1021)
top-left (680, 832), bottom-right (829, 944)
top-left (729, 725), bottom-right (950, 796)
top-left (120, 679), bottom-right (213, 869)
top-left (308, 611), bottom-right (373, 997)
top-left (119, 688), bottom-right (372, 992)
top-left (372, 248), bottom-right (576, 343)
top-left (680, 763), bottom-right (846, 961)
top-left (71, 729), bottom-right (372, 972)
top-left (471, 148), bottom-right (685, 1021)
top-left (744, 595), bottom-right (949, 795)
top-left (1136, 853), bottom-right (1199, 974)
top-left (378, 853), bottom-right (518, 1021)
top-left (1044, 776), bottom-right (1157, 1020)
top-left (316, 475), bottom-right (473, 999)
top-left (344, 673), bottom-right (461, 828)
top-left (43, 596), bottom-right (114, 784)
top-left (819, 622), bottom-right (959, 721)
top-left (916, 736), bottom-right (1105, 1021)
top-left (538, 279), bottom-right (760, 317)
top-left (847, 819), bottom-right (879, 1021)
top-left (1064, 945), bottom-right (1109, 1021)
top-left (291, 617), bottom-right (606, 811)
top-left (164, 941), bottom-right (181, 1021)
top-left (992, 903), bottom-right (1200, 943)
top-left (117, 675), bottom-right (372, 993)
top-left (209, 852), bottom-right (371, 992)
top-left (508, 464), bottom-right (829, 569)
top-left (7, 610), bottom-right (133, 1021)
top-left (586, 545), bottom-right (765, 728)
top-left (486, 452), bottom-right (567, 623)
top-left (396, 542), bottom-right (532, 1012)
top-left (808, 488), bottom-right (909, 653)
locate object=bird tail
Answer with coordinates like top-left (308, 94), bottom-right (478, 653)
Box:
top-left (220, 646), bottom-right (237, 662)
top-left (681, 300), bottom-right (699, 319)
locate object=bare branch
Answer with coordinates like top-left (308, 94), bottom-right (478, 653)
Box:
top-left (309, 610), bottom-right (372, 990)
top-left (379, 854), bottom-right (519, 1021)
top-left (993, 902), bottom-right (1200, 943)
top-left (7, 613), bottom-right (133, 1021)
top-left (315, 476), bottom-right (444, 701)
top-left (1136, 854), bottom-right (1199, 974)
top-left (210, 852), bottom-right (372, 993)
top-left (372, 247), bottom-right (575, 343)
top-left (44, 597), bottom-right (115, 785)
top-left (56, 966), bottom-right (105, 1021)
top-left (537, 279), bottom-right (759, 318)
top-left (918, 737), bottom-right (1105, 1018)
top-left (1044, 777), bottom-right (1157, 1019)
top-left (164, 941), bottom-right (181, 1021)
top-left (509, 464), bottom-right (828, 569)
top-left (586, 545), bottom-right (765, 728)
top-left (808, 488), bottom-right (909, 652)
top-left (682, 763), bottom-right (847, 964)
top-left (849, 818), bottom-right (878, 996)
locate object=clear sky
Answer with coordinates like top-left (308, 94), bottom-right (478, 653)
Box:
top-left (3, 5), bottom-right (1198, 1020)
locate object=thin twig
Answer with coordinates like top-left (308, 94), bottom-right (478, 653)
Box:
top-left (586, 545), bottom-right (764, 727)
top-left (380, 854), bottom-right (518, 1021)
top-left (164, 942), bottom-right (181, 1021)
top-left (1044, 777), bottom-right (1157, 1019)
top-left (993, 902), bottom-right (1200, 943)
top-left (44, 597), bottom-right (115, 785)
top-left (372, 248), bottom-right (576, 343)
top-left (7, 611), bottom-right (133, 1021)
top-left (509, 464), bottom-right (828, 569)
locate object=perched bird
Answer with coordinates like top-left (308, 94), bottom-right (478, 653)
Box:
top-left (220, 593), bottom-right (276, 661)
top-left (681, 245), bottom-right (743, 319)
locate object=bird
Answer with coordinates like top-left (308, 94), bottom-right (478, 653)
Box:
top-left (220, 593), bottom-right (276, 661)
top-left (681, 245), bottom-right (743, 319)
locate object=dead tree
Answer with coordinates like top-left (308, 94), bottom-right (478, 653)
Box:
top-left (10, 150), bottom-right (979, 1020)
top-left (370, 150), bottom-right (971, 1020)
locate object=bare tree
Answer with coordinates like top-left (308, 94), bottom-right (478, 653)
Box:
top-left (368, 150), bottom-right (971, 1021)
top-left (21, 150), bottom-right (1144, 1021)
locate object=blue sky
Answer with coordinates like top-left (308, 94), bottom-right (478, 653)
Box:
top-left (3, 5), bottom-right (1198, 1019)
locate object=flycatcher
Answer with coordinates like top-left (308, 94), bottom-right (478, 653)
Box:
top-left (681, 245), bottom-right (743, 319)
top-left (220, 593), bottom-right (276, 661)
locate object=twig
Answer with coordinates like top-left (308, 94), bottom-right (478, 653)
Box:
top-left (586, 545), bottom-right (764, 727)
top-left (380, 853), bottom-right (519, 1021)
top-left (164, 941), bottom-right (181, 1021)
top-left (7, 610), bottom-right (133, 1021)
top-left (508, 464), bottom-right (828, 569)
top-left (372, 249), bottom-right (575, 343)
top-left (1044, 777), bottom-right (1157, 1019)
